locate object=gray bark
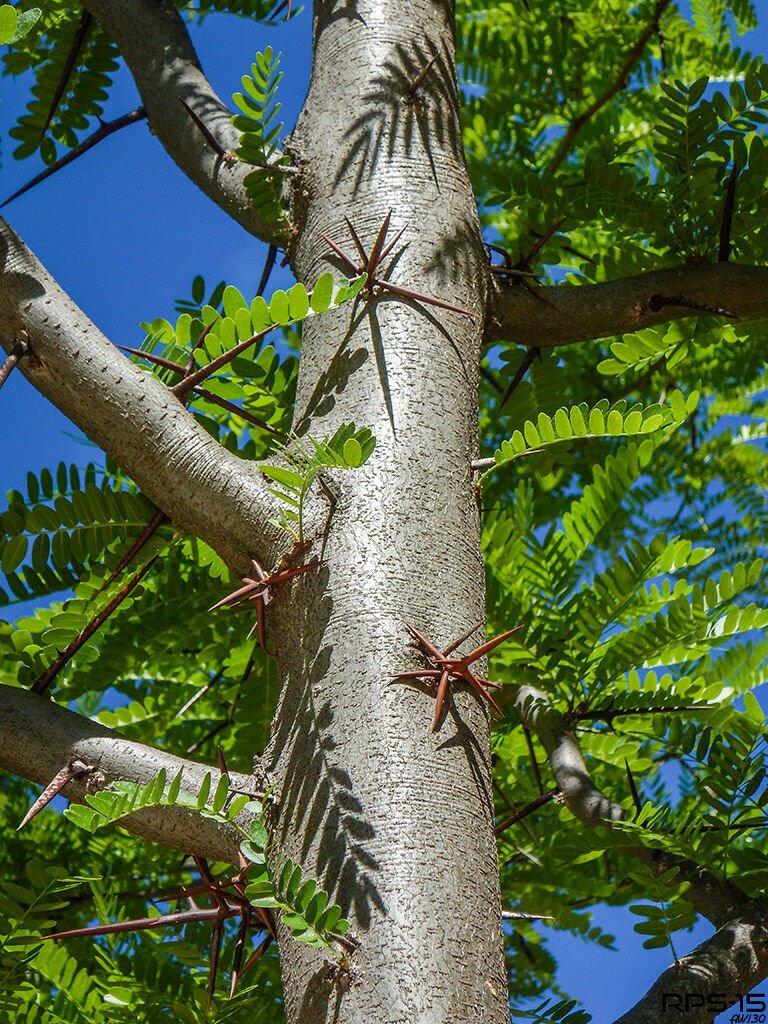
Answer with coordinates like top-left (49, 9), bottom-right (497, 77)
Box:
top-left (263, 0), bottom-right (508, 1021)
top-left (3, 0), bottom-right (768, 1021)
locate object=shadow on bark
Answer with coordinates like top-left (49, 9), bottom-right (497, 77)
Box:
top-left (269, 582), bottom-right (384, 930)
top-left (295, 335), bottom-right (369, 430)
top-left (332, 35), bottom-right (462, 193)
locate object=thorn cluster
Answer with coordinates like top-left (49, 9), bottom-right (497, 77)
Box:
top-left (394, 621), bottom-right (520, 732)
top-left (486, 220), bottom-right (563, 310)
top-left (44, 853), bottom-right (275, 1006)
top-left (321, 211), bottom-right (476, 319)
top-left (210, 555), bottom-right (323, 653)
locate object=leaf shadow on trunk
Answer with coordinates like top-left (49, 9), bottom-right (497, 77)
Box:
top-left (267, 585), bottom-right (385, 932)
top-left (437, 704), bottom-right (496, 821)
top-left (294, 329), bottom-right (369, 430)
top-left (332, 35), bottom-right (462, 194)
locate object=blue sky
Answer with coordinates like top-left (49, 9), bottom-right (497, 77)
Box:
top-left (1, 5), bottom-right (765, 1023)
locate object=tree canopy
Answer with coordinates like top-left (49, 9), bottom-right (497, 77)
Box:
top-left (1, 0), bottom-right (767, 1022)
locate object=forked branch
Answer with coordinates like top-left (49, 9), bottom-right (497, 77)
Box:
top-left (81, 0), bottom-right (290, 246)
top-left (0, 217), bottom-right (286, 574)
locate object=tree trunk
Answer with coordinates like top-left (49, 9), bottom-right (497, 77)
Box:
top-left (265, 0), bottom-right (508, 1020)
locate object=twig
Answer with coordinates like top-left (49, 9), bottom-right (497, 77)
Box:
top-left (547, 0), bottom-right (670, 172)
top-left (31, 557), bottom-right (158, 695)
top-left (495, 788), bottom-right (559, 835)
top-left (2, 108), bottom-right (147, 209)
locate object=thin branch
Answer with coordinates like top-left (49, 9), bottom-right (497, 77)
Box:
top-left (548, 0), bottom-right (670, 172)
top-left (2, 108), bottom-right (147, 210)
top-left (31, 556), bottom-right (158, 695)
top-left (515, 685), bottom-right (752, 927)
top-left (0, 684), bottom-right (257, 863)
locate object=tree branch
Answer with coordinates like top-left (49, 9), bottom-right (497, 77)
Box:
top-left (514, 687), bottom-right (751, 927)
top-left (0, 684), bottom-right (256, 863)
top-left (518, 690), bottom-right (768, 1024)
top-left (0, 217), bottom-right (286, 574)
top-left (81, 0), bottom-right (291, 247)
top-left (611, 903), bottom-right (768, 1024)
top-left (487, 263), bottom-right (768, 348)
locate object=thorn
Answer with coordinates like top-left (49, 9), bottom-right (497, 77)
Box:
top-left (367, 210), bottom-right (393, 275)
top-left (406, 53), bottom-right (438, 96)
top-left (374, 278), bottom-right (476, 319)
top-left (229, 910), bottom-right (250, 998)
top-left (443, 620), bottom-right (484, 656)
top-left (217, 745), bottom-right (229, 778)
top-left (239, 933), bottom-right (273, 979)
top-left (520, 278), bottom-right (559, 310)
top-left (171, 323), bottom-right (280, 397)
top-left (500, 348), bottom-right (539, 410)
top-left (378, 224), bottom-right (407, 263)
top-left (718, 157), bottom-right (739, 263)
top-left (96, 509), bottom-right (167, 594)
top-left (344, 217), bottom-right (369, 268)
top-left (257, 244), bottom-right (278, 297)
top-left (17, 759), bottom-right (91, 830)
top-left (320, 232), bottom-right (361, 275)
top-left (179, 95), bottom-right (229, 161)
top-left (0, 336), bottom-right (29, 392)
top-left (208, 920), bottom-right (223, 1008)
top-left (520, 217), bottom-right (567, 270)
top-left (625, 759), bottom-right (643, 818)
